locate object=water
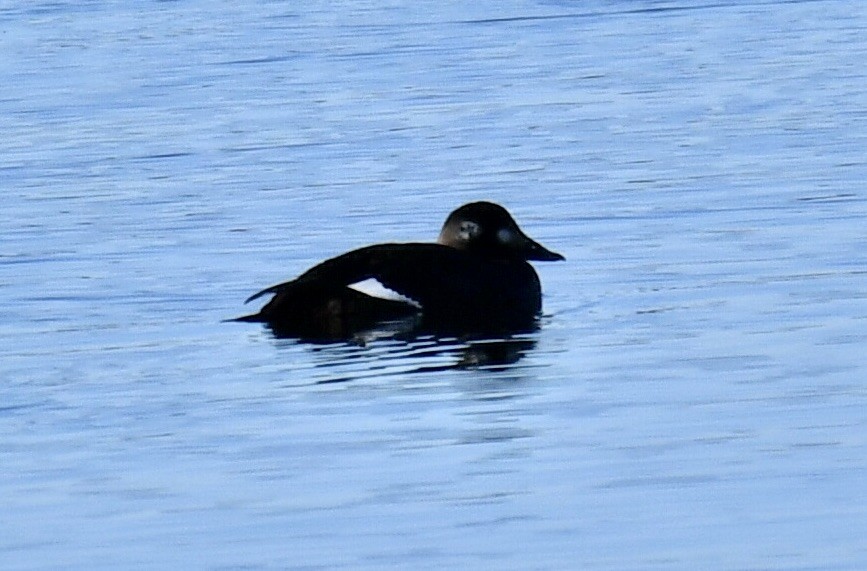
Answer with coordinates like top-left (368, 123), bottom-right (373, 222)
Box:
top-left (2, 1), bottom-right (866, 569)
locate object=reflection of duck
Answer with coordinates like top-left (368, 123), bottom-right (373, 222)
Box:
top-left (234, 201), bottom-right (563, 341)
top-left (445, 338), bottom-right (538, 370)
top-left (310, 337), bottom-right (540, 384)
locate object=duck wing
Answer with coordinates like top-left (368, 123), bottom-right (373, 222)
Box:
top-left (245, 243), bottom-right (473, 306)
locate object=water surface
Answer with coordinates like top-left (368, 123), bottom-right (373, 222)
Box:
top-left (2, 1), bottom-right (866, 569)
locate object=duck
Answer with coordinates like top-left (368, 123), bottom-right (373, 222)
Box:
top-left (234, 201), bottom-right (563, 340)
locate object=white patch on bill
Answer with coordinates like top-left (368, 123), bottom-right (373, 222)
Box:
top-left (497, 228), bottom-right (518, 245)
top-left (348, 278), bottom-right (422, 308)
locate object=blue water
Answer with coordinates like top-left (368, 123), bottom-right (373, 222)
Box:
top-left (2, 1), bottom-right (866, 569)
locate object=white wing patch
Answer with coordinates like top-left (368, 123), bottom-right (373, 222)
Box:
top-left (348, 278), bottom-right (422, 308)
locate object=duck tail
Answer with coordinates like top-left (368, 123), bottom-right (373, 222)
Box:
top-left (224, 313), bottom-right (264, 323)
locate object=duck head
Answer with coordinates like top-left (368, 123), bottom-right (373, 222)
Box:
top-left (437, 201), bottom-right (564, 261)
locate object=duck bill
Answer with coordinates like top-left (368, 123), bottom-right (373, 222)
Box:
top-left (519, 233), bottom-right (564, 261)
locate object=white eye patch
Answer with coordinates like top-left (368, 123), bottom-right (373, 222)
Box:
top-left (458, 220), bottom-right (481, 241)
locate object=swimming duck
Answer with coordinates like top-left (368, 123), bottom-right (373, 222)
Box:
top-left (235, 201), bottom-right (563, 340)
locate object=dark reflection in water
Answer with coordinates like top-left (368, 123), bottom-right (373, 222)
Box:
top-left (244, 312), bottom-right (544, 382)
top-left (269, 326), bottom-right (540, 384)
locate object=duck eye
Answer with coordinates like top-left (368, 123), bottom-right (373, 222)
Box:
top-left (459, 221), bottom-right (481, 241)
